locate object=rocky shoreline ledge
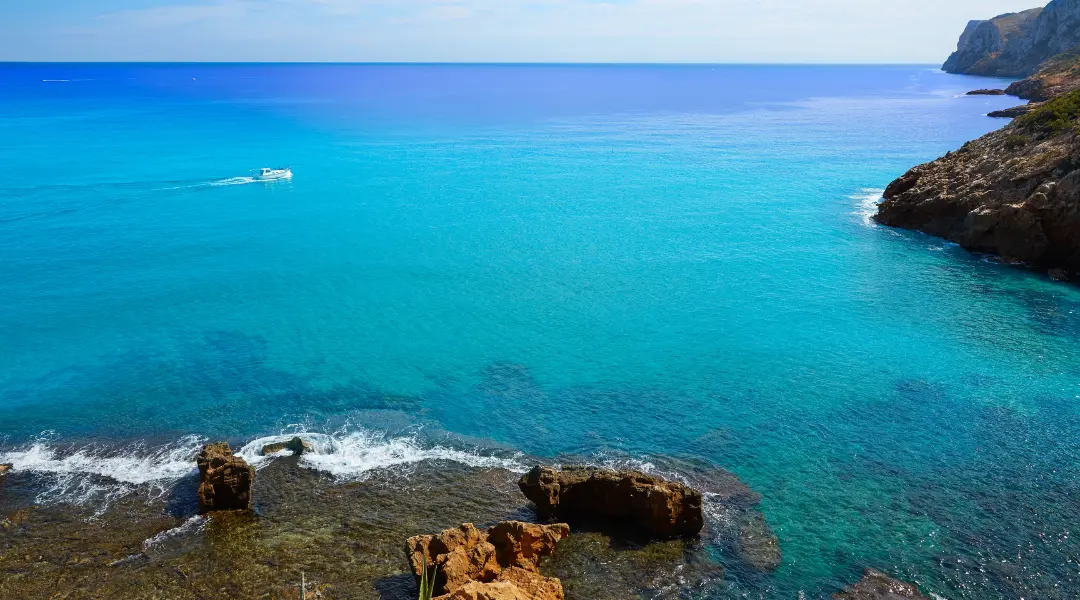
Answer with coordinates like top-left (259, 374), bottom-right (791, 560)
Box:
top-left (0, 439), bottom-right (933, 599)
top-left (876, 0), bottom-right (1080, 282)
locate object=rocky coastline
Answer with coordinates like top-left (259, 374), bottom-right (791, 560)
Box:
top-left (0, 439), bottom-right (932, 599)
top-left (875, 0), bottom-right (1080, 281)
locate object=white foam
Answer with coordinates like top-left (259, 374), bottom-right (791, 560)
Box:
top-left (0, 429), bottom-right (523, 513)
top-left (850, 188), bottom-right (885, 227)
top-left (0, 435), bottom-right (203, 512)
top-left (142, 515), bottom-right (207, 552)
top-left (238, 430), bottom-right (527, 480)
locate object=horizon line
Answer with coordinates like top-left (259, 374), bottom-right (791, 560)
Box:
top-left (0, 60), bottom-right (946, 67)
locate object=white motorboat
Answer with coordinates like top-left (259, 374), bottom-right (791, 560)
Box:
top-left (254, 167), bottom-right (292, 181)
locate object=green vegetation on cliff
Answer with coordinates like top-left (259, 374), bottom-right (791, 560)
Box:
top-left (1015, 89), bottom-right (1080, 135)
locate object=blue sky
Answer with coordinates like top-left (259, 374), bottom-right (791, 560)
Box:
top-left (2, 0), bottom-right (1037, 62)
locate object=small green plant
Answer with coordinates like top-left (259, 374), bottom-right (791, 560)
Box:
top-left (418, 552), bottom-right (439, 600)
top-left (1015, 89), bottom-right (1080, 136)
top-left (1004, 133), bottom-right (1028, 149)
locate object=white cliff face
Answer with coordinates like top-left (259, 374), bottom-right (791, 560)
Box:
top-left (943, 1), bottom-right (1080, 77)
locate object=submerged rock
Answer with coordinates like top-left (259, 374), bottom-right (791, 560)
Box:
top-left (196, 442), bottom-right (254, 513)
top-left (518, 465), bottom-right (704, 538)
top-left (260, 437), bottom-right (314, 456)
top-left (406, 521), bottom-right (568, 599)
top-left (0, 463), bottom-right (11, 477)
top-left (834, 569), bottom-right (930, 599)
top-left (736, 513), bottom-right (782, 572)
top-left (1049, 267), bottom-right (1073, 281)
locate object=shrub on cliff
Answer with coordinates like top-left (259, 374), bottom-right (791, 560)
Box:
top-left (1015, 89), bottom-right (1080, 136)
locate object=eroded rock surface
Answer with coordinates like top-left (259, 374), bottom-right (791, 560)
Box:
top-left (834, 569), bottom-right (930, 600)
top-left (518, 465), bottom-right (704, 538)
top-left (876, 91), bottom-right (1080, 276)
top-left (0, 464), bottom-right (11, 477)
top-left (406, 521), bottom-right (568, 599)
top-left (196, 442), bottom-right (254, 513)
top-left (260, 437), bottom-right (314, 456)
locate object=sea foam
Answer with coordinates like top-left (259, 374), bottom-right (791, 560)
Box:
top-left (238, 429), bottom-right (527, 480)
top-left (0, 428), bottom-right (524, 511)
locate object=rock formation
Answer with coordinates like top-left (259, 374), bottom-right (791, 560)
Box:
top-left (196, 442), bottom-right (254, 513)
top-left (1007, 48), bottom-right (1080, 100)
top-left (876, 91), bottom-right (1080, 276)
top-left (518, 465), bottom-right (704, 538)
top-left (967, 89), bottom-right (1007, 95)
top-left (833, 569), bottom-right (930, 600)
top-left (942, 9), bottom-right (1046, 76)
top-left (406, 521), bottom-right (568, 600)
top-left (943, 1), bottom-right (1080, 78)
top-left (260, 436), bottom-right (314, 456)
top-left (988, 102), bottom-right (1043, 118)
top-left (0, 464), bottom-right (11, 477)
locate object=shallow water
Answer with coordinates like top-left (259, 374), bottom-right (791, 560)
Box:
top-left (2, 64), bottom-right (1079, 598)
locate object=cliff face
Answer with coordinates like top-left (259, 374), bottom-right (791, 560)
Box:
top-left (876, 93), bottom-right (1080, 273)
top-left (942, 1), bottom-right (1080, 77)
top-left (942, 9), bottom-right (1044, 76)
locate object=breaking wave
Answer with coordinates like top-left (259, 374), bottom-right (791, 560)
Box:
top-left (238, 429), bottom-right (527, 480)
top-left (0, 428), bottom-right (524, 512)
top-left (850, 188), bottom-right (884, 227)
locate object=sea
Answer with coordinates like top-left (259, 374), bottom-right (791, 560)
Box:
top-left (1, 63), bottom-right (1079, 599)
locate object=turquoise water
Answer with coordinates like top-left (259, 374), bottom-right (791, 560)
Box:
top-left (2, 64), bottom-right (1080, 598)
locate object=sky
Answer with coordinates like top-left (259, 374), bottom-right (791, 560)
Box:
top-left (1, 0), bottom-right (1041, 63)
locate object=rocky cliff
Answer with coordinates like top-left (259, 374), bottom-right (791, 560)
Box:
top-left (943, 1), bottom-right (1080, 77)
top-left (875, 92), bottom-right (1080, 277)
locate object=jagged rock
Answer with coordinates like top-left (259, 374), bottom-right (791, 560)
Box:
top-left (942, 9), bottom-right (1046, 76)
top-left (877, 92), bottom-right (1080, 272)
top-left (438, 568), bottom-right (564, 600)
top-left (988, 103), bottom-right (1042, 118)
top-left (833, 569), bottom-right (930, 600)
top-left (736, 513), bottom-right (782, 571)
top-left (196, 442), bottom-right (254, 513)
top-left (0, 464), bottom-right (12, 476)
top-left (944, 2), bottom-right (1080, 78)
top-left (518, 465), bottom-right (704, 538)
top-left (967, 89), bottom-right (1007, 95)
top-left (487, 521), bottom-right (570, 572)
top-left (260, 436), bottom-right (314, 456)
top-left (406, 521), bottom-right (568, 598)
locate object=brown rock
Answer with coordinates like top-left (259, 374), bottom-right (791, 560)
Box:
top-left (987, 103), bottom-right (1041, 118)
top-left (260, 437), bottom-right (314, 456)
top-left (196, 442), bottom-right (254, 513)
top-left (0, 464), bottom-right (12, 476)
top-left (876, 92), bottom-right (1080, 271)
top-left (487, 521), bottom-right (570, 572)
top-left (834, 569), bottom-right (930, 600)
top-left (518, 465), bottom-right (704, 538)
top-left (967, 89), bottom-right (1006, 95)
top-left (436, 568), bottom-right (564, 600)
top-left (407, 521), bottom-right (568, 598)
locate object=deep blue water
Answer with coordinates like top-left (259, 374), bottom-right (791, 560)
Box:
top-left (2, 64), bottom-right (1079, 598)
